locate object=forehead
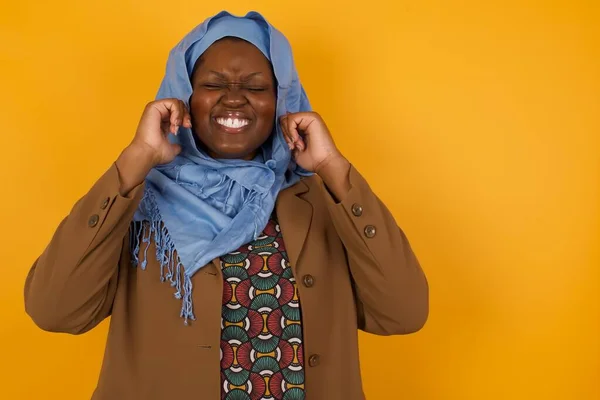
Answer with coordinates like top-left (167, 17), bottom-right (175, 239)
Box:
top-left (196, 38), bottom-right (272, 73)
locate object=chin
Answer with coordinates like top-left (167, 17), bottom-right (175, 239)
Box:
top-left (210, 145), bottom-right (258, 160)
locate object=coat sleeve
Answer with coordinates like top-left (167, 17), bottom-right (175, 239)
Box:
top-left (324, 165), bottom-right (429, 335)
top-left (24, 164), bottom-right (144, 335)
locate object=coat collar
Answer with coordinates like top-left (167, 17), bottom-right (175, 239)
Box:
top-left (275, 178), bottom-right (313, 272)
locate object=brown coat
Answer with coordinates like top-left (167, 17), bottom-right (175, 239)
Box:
top-left (24, 162), bottom-right (428, 399)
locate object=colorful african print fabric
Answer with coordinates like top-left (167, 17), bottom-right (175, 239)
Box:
top-left (220, 216), bottom-right (306, 400)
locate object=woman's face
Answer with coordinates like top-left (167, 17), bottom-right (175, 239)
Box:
top-left (190, 38), bottom-right (277, 160)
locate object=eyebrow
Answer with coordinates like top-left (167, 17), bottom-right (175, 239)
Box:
top-left (208, 71), bottom-right (264, 80)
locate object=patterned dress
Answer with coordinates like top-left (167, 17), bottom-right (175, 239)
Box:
top-left (220, 216), bottom-right (306, 400)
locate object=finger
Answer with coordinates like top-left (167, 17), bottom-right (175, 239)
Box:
top-left (160, 120), bottom-right (171, 135)
top-left (182, 109), bottom-right (192, 128)
top-left (169, 100), bottom-right (186, 134)
top-left (286, 116), bottom-right (305, 151)
top-left (284, 115), bottom-right (299, 142)
top-left (150, 99), bottom-right (181, 135)
top-left (290, 112), bottom-right (319, 133)
top-left (177, 100), bottom-right (192, 129)
top-left (285, 115), bottom-right (301, 143)
top-left (156, 98), bottom-right (186, 134)
top-left (279, 116), bottom-right (294, 150)
top-left (145, 100), bottom-right (177, 136)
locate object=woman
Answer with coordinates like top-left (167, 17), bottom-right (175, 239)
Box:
top-left (24, 10), bottom-right (428, 400)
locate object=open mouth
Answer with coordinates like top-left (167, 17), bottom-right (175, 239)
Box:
top-left (213, 113), bottom-right (253, 133)
top-left (216, 117), bottom-right (250, 129)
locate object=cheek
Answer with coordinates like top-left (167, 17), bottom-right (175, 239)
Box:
top-left (255, 98), bottom-right (277, 125)
top-left (190, 93), bottom-right (215, 123)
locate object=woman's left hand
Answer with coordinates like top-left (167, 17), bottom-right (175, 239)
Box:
top-left (279, 112), bottom-right (345, 173)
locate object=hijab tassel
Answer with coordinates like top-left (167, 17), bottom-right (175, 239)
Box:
top-left (129, 188), bottom-right (196, 325)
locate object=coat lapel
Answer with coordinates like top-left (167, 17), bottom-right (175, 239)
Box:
top-left (210, 257), bottom-right (222, 277)
top-left (276, 179), bottom-right (313, 272)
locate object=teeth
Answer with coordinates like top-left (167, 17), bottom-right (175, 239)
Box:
top-left (217, 117), bottom-right (249, 128)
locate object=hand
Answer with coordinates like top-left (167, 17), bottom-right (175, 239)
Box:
top-left (116, 99), bottom-right (191, 196)
top-left (130, 98), bottom-right (192, 166)
top-left (279, 111), bottom-right (343, 173)
top-left (280, 112), bottom-right (351, 201)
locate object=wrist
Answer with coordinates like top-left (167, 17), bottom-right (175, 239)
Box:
top-left (115, 144), bottom-right (156, 196)
top-left (316, 153), bottom-right (351, 202)
top-left (123, 143), bottom-right (157, 168)
top-left (316, 153), bottom-right (349, 179)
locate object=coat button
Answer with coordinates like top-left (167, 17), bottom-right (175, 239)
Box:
top-left (364, 225), bottom-right (376, 238)
top-left (88, 214), bottom-right (99, 227)
top-left (308, 354), bottom-right (320, 367)
top-left (302, 274), bottom-right (315, 288)
top-left (351, 203), bottom-right (363, 217)
top-left (100, 197), bottom-right (110, 210)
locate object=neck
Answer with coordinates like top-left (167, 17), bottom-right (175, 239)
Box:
top-left (208, 150), bottom-right (257, 161)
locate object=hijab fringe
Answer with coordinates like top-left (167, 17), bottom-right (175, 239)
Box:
top-left (130, 187), bottom-right (196, 325)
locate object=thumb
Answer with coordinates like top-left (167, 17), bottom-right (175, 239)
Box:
top-left (170, 143), bottom-right (182, 156)
top-left (165, 143), bottom-right (182, 161)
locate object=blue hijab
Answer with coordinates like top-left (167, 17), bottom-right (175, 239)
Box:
top-left (130, 11), bottom-right (312, 324)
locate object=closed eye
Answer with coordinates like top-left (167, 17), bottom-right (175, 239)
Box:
top-left (200, 82), bottom-right (268, 92)
top-left (202, 83), bottom-right (225, 90)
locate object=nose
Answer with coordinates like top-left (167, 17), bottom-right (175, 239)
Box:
top-left (220, 86), bottom-right (247, 108)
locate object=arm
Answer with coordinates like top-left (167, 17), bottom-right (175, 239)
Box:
top-left (319, 157), bottom-right (429, 335)
top-left (24, 98), bottom-right (190, 334)
top-left (24, 151), bottom-right (147, 335)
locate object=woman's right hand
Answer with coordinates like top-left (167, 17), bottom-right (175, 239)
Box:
top-left (116, 99), bottom-right (192, 196)
top-left (131, 98), bottom-right (192, 165)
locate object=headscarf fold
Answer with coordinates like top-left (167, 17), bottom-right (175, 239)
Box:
top-left (130, 11), bottom-right (312, 324)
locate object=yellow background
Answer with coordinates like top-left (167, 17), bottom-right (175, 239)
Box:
top-left (1, 0), bottom-right (598, 399)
